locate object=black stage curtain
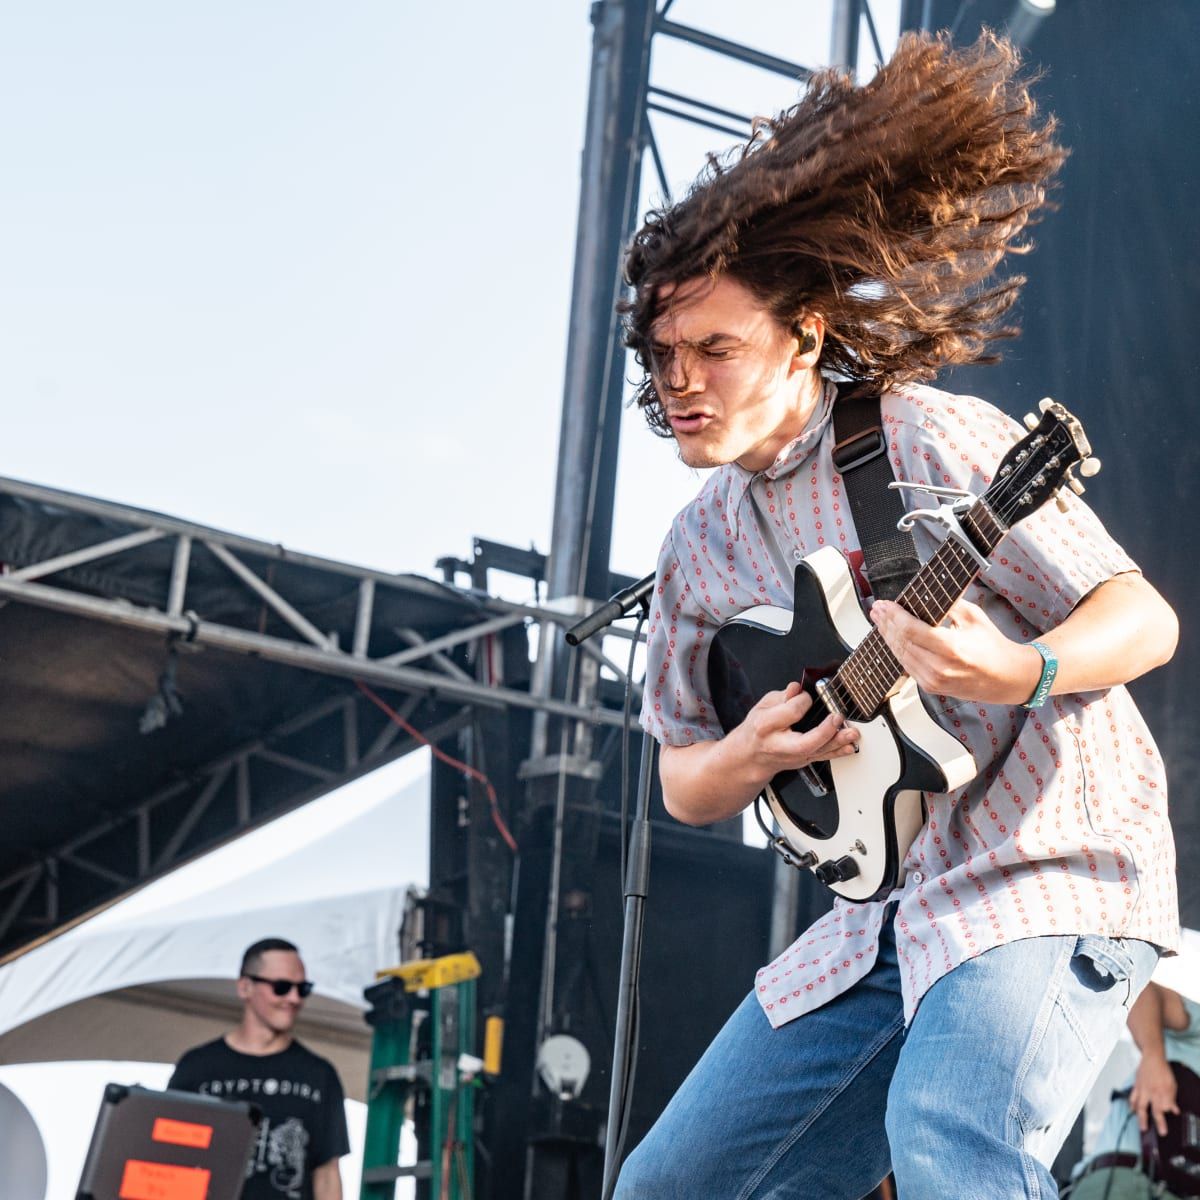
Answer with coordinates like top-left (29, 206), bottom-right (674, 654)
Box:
top-left (937, 1), bottom-right (1200, 926)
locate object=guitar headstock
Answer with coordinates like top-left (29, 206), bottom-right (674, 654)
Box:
top-left (987, 398), bottom-right (1100, 524)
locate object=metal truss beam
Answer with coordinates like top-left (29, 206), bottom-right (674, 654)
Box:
top-left (0, 692), bottom-right (476, 960)
top-left (0, 573), bottom-right (631, 729)
top-left (654, 16), bottom-right (813, 81)
top-left (0, 477), bottom-right (639, 730)
top-left (0, 474), bottom-right (644, 960)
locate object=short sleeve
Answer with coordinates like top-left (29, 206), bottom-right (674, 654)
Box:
top-left (312, 1064), bottom-right (350, 1165)
top-left (885, 388), bottom-right (1138, 631)
top-left (167, 1049), bottom-right (200, 1093)
top-left (639, 528), bottom-right (723, 747)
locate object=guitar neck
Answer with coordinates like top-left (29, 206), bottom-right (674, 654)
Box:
top-left (826, 498), bottom-right (1007, 720)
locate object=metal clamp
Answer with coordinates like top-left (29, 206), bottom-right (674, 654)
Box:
top-left (887, 482), bottom-right (990, 573)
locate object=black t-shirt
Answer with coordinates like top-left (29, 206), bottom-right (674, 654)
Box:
top-left (169, 1038), bottom-right (350, 1200)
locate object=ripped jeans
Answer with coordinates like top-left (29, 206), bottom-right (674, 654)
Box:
top-left (615, 921), bottom-right (1158, 1199)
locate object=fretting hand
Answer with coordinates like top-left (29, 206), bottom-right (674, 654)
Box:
top-left (868, 597), bottom-right (1042, 706)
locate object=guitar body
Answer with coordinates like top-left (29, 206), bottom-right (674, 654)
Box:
top-left (1143, 1061), bottom-right (1200, 1197)
top-left (708, 546), bottom-right (976, 901)
top-left (706, 400), bottom-right (1096, 899)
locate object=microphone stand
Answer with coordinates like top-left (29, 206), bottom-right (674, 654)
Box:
top-left (565, 574), bottom-right (655, 1200)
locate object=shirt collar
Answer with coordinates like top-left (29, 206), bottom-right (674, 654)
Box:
top-left (762, 377), bottom-right (838, 479)
top-left (725, 377), bottom-right (838, 513)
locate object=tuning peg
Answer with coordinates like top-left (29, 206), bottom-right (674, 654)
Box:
top-left (1038, 397), bottom-right (1056, 412)
top-left (1068, 476), bottom-right (1086, 495)
top-left (1022, 413), bottom-right (1039, 430)
top-left (1079, 457), bottom-right (1101, 478)
top-left (1055, 490), bottom-right (1071, 512)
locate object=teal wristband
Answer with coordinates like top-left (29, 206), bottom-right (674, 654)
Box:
top-left (1024, 640), bottom-right (1058, 708)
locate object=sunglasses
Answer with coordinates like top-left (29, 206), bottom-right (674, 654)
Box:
top-left (245, 974), bottom-right (314, 998)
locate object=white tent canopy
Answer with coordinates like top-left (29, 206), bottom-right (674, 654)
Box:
top-left (0, 751), bottom-right (430, 1091)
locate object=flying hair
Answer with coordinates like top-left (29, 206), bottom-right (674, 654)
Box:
top-left (621, 31), bottom-right (1068, 436)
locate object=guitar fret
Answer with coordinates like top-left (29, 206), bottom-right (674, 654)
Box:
top-left (844, 651), bottom-right (880, 715)
top-left (834, 498), bottom-right (1008, 717)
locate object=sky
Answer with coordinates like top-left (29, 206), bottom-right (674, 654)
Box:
top-left (0, 0), bottom-right (899, 597)
top-left (0, 4), bottom-right (901, 1191)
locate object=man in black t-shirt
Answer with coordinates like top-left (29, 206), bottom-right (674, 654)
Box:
top-left (170, 937), bottom-right (350, 1200)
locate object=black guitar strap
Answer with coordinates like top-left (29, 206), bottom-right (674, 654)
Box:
top-left (830, 384), bottom-right (920, 602)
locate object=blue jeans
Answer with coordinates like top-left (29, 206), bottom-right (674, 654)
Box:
top-left (615, 921), bottom-right (1158, 1199)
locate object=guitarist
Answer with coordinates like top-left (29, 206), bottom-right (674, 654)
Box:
top-left (614, 33), bottom-right (1179, 1200)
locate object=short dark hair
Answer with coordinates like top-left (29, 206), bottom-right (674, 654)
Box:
top-left (240, 937), bottom-right (299, 978)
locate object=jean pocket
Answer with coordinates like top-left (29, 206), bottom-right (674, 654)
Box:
top-left (1072, 935), bottom-right (1136, 1005)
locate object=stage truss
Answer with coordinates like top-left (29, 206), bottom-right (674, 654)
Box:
top-left (0, 475), bottom-right (639, 961)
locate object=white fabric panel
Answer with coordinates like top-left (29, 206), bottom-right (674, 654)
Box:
top-left (0, 754), bottom-right (429, 1041)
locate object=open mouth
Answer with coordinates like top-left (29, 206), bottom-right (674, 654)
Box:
top-left (668, 411), bottom-right (714, 435)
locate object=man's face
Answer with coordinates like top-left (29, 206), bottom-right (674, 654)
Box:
top-left (238, 949), bottom-right (308, 1037)
top-left (648, 275), bottom-right (820, 471)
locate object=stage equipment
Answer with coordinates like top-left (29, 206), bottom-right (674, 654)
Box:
top-left (360, 952), bottom-right (481, 1200)
top-left (76, 1083), bottom-right (258, 1200)
top-left (0, 479), bottom-right (628, 964)
top-left (1006, 0), bottom-right (1055, 47)
top-left (564, 582), bottom-right (654, 1199)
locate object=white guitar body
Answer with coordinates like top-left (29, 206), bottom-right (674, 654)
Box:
top-left (711, 547), bottom-right (977, 901)
top-left (707, 400), bottom-right (1096, 900)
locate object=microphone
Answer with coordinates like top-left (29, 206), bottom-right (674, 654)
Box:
top-left (565, 573), bottom-right (655, 646)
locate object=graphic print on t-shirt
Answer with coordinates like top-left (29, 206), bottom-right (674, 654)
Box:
top-left (168, 1039), bottom-right (349, 1200)
top-left (243, 1116), bottom-right (308, 1199)
top-left (198, 1074), bottom-right (322, 1199)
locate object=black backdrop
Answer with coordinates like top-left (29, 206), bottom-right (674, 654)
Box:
top-left (935, 0), bottom-right (1200, 924)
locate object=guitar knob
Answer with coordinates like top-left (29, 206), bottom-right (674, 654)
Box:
top-left (1022, 413), bottom-right (1039, 430)
top-left (814, 856), bottom-right (861, 886)
top-left (1079, 457), bottom-right (1101, 478)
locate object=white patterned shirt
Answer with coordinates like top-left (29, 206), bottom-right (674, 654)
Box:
top-left (640, 381), bottom-right (1179, 1026)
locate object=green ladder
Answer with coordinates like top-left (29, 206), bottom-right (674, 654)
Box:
top-left (360, 951), bottom-right (480, 1200)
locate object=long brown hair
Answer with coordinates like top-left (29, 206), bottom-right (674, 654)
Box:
top-left (622, 31), bottom-right (1067, 435)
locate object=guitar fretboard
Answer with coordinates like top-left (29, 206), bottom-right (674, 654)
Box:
top-left (824, 499), bottom-right (1007, 720)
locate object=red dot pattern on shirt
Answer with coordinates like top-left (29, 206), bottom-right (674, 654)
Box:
top-left (641, 384), bottom-right (1178, 1028)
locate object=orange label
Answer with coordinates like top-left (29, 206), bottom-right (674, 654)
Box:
top-left (152, 1118), bottom-right (214, 1150)
top-left (119, 1160), bottom-right (211, 1200)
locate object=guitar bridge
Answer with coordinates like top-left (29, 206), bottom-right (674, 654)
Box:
top-left (799, 764), bottom-right (829, 797)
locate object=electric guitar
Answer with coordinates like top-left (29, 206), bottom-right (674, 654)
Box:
top-left (707, 399), bottom-right (1100, 902)
top-left (1143, 1062), bottom-right (1200, 1197)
